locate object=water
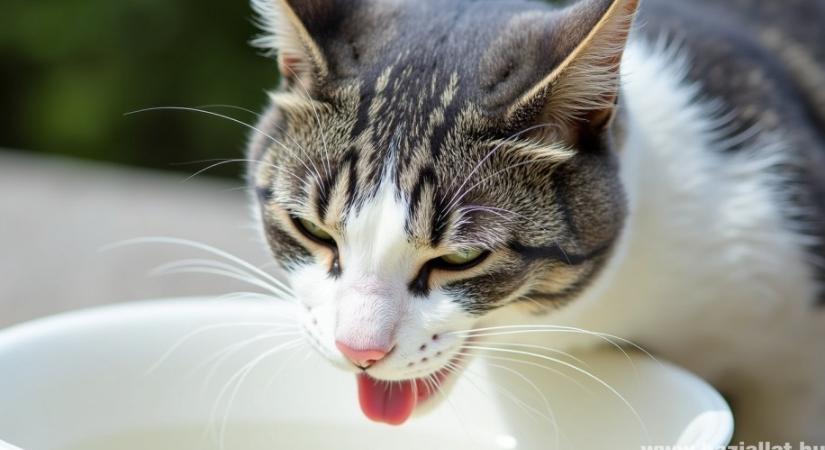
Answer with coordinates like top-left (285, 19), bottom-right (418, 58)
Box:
top-left (63, 422), bottom-right (501, 450)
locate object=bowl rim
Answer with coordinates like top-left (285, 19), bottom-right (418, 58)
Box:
top-left (0, 298), bottom-right (734, 450)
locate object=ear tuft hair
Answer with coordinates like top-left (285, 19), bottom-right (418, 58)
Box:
top-left (498, 0), bottom-right (640, 143)
top-left (251, 0), bottom-right (331, 89)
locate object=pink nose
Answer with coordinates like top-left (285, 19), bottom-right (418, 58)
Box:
top-left (335, 341), bottom-right (390, 368)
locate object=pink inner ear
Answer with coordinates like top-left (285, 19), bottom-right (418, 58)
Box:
top-left (278, 52), bottom-right (304, 80)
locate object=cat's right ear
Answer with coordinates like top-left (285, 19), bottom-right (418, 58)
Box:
top-left (251, 0), bottom-right (333, 91)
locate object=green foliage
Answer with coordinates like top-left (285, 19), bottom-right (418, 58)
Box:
top-left (0, 0), bottom-right (278, 178)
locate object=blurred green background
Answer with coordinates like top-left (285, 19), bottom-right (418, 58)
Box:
top-left (0, 0), bottom-right (574, 179)
top-left (1, 0), bottom-right (278, 179)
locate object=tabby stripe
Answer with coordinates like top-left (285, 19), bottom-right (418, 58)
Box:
top-left (509, 241), bottom-right (611, 266)
top-left (407, 165), bottom-right (436, 222)
top-left (351, 83), bottom-right (373, 140)
top-left (342, 147), bottom-right (360, 212)
top-left (428, 104), bottom-right (458, 160)
top-left (316, 166), bottom-right (339, 222)
top-left (430, 195), bottom-right (450, 247)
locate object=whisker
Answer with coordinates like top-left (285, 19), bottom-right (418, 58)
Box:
top-left (196, 104), bottom-right (262, 117)
top-left (454, 324), bottom-right (658, 366)
top-left (175, 158), bottom-right (304, 184)
top-left (151, 258), bottom-right (272, 282)
top-left (464, 344), bottom-right (649, 437)
top-left (468, 340), bottom-right (592, 369)
top-left (420, 371), bottom-right (481, 444)
top-left (456, 205), bottom-right (562, 237)
top-left (210, 338), bottom-right (302, 449)
top-left (102, 237), bottom-right (294, 298)
top-left (146, 322), bottom-right (295, 375)
top-left (456, 351), bottom-right (592, 395)
top-left (124, 106), bottom-right (323, 184)
top-left (444, 123), bottom-right (574, 222)
top-left (288, 75), bottom-right (333, 179)
top-left (152, 266), bottom-right (292, 300)
top-left (443, 123), bottom-right (557, 216)
top-left (439, 363), bottom-right (499, 408)
top-left (460, 366), bottom-right (553, 422)
top-left (204, 291), bottom-right (296, 305)
top-left (446, 156), bottom-right (565, 219)
top-left (151, 261), bottom-right (294, 300)
top-left (483, 361), bottom-right (562, 448)
top-left (194, 330), bottom-right (301, 389)
top-left (262, 344), bottom-right (308, 394)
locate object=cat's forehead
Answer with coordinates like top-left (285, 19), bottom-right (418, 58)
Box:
top-left (264, 63), bottom-right (563, 250)
top-left (311, 67), bottom-right (511, 248)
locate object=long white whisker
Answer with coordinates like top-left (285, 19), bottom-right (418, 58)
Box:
top-left (152, 265), bottom-right (294, 300)
top-left (474, 341), bottom-right (593, 370)
top-left (421, 370), bottom-right (482, 445)
top-left (454, 324), bottom-right (658, 365)
top-left (211, 338), bottom-right (302, 449)
top-left (197, 104), bottom-right (262, 117)
top-left (176, 158), bottom-right (303, 184)
top-left (124, 106), bottom-right (323, 184)
top-left (206, 291), bottom-right (295, 304)
top-left (262, 344), bottom-right (308, 394)
top-left (460, 366), bottom-right (552, 422)
top-left (465, 344), bottom-right (649, 438)
top-left (151, 258), bottom-right (293, 295)
top-left (440, 363), bottom-right (500, 408)
top-left (194, 330), bottom-right (301, 388)
top-left (102, 237), bottom-right (294, 297)
top-left (483, 361), bottom-right (562, 448)
top-left (146, 322), bottom-right (295, 375)
top-left (456, 351), bottom-right (593, 395)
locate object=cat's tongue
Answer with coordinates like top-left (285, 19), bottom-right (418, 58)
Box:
top-left (356, 373), bottom-right (417, 426)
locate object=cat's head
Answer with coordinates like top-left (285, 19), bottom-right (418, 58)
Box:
top-left (247, 0), bottom-right (636, 425)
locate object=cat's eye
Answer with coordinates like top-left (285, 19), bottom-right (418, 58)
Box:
top-left (294, 217), bottom-right (336, 245)
top-left (438, 248), bottom-right (487, 269)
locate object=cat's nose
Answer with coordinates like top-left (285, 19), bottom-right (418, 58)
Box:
top-left (335, 341), bottom-right (390, 368)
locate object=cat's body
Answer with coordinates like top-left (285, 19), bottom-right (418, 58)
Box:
top-left (632, 2), bottom-right (825, 441)
top-left (247, 0), bottom-right (825, 442)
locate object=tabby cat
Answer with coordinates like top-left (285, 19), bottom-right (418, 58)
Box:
top-left (246, 0), bottom-right (825, 442)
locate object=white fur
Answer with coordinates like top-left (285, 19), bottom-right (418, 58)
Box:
top-left (294, 177), bottom-right (475, 380)
top-left (486, 37), bottom-right (825, 441)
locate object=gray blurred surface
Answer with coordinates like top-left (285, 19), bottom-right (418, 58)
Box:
top-left (0, 150), bottom-right (275, 328)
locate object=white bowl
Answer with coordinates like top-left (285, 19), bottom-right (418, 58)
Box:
top-left (0, 299), bottom-right (733, 450)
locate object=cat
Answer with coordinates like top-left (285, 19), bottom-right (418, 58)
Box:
top-left (246, 0), bottom-right (825, 443)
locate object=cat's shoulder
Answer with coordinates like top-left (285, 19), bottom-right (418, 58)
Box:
top-left (636, 0), bottom-right (825, 139)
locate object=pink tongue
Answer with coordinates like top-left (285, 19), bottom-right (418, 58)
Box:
top-left (356, 374), bottom-right (417, 426)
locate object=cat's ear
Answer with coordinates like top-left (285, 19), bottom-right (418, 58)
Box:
top-left (485, 0), bottom-right (639, 144)
top-left (252, 0), bottom-right (335, 90)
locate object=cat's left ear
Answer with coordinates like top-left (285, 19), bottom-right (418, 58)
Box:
top-left (485, 0), bottom-right (639, 144)
top-left (251, 0), bottom-right (338, 90)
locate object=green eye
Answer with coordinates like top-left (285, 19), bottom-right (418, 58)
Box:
top-left (440, 248), bottom-right (486, 267)
top-left (296, 218), bottom-right (335, 243)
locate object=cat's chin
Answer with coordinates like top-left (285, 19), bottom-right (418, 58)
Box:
top-left (355, 358), bottom-right (466, 426)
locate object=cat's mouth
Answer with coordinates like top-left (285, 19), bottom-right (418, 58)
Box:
top-left (354, 359), bottom-right (460, 426)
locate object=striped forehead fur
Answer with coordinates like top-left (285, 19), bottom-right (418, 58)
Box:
top-left (250, 0), bottom-right (632, 312)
